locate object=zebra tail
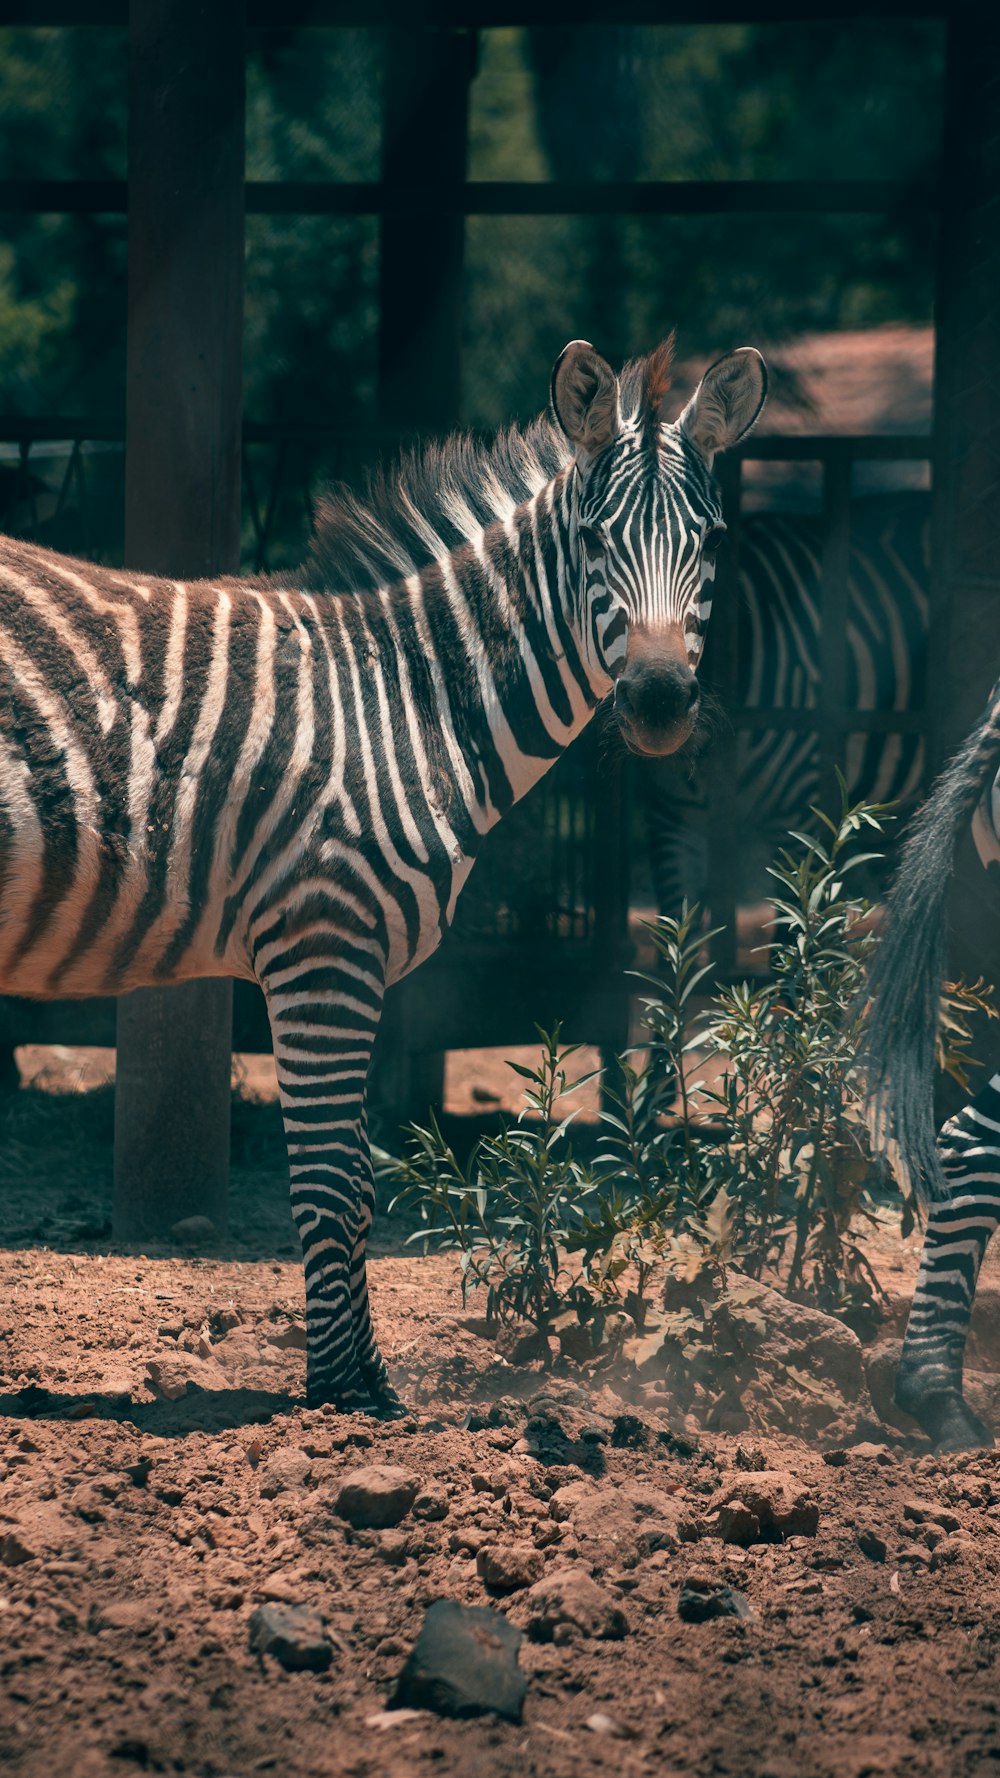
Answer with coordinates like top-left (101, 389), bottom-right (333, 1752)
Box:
top-left (862, 674), bottom-right (1000, 1205)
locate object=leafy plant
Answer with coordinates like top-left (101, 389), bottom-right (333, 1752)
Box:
top-left (380, 1028), bottom-right (602, 1352)
top-left (378, 786), bottom-right (997, 1381)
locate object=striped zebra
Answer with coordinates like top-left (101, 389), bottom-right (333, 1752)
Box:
top-left (864, 675), bottom-right (1000, 1450)
top-left (0, 337), bottom-right (766, 1415)
top-left (640, 496), bottom-right (929, 914)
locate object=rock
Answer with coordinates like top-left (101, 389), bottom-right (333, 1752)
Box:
top-left (678, 1580), bottom-right (754, 1623)
top-left (145, 1354), bottom-right (228, 1401)
top-left (248, 1603), bottom-right (333, 1672)
top-left (708, 1471), bottom-right (819, 1542)
top-left (522, 1566), bottom-right (629, 1642)
top-left (715, 1500), bottom-right (761, 1545)
top-left (722, 1272), bottom-right (866, 1403)
top-left (267, 1322), bottom-right (308, 1351)
top-left (586, 1713), bottom-right (631, 1738)
top-left (168, 1214), bottom-right (219, 1246)
top-left (476, 1543), bottom-right (544, 1594)
top-left (394, 1600), bottom-right (526, 1722)
top-left (335, 1466), bottom-right (419, 1529)
top-left (548, 1480), bottom-right (685, 1566)
top-left (259, 1448), bottom-right (312, 1499)
top-left (0, 1531), bottom-right (36, 1566)
top-left (856, 1526), bottom-right (888, 1562)
top-left (902, 1498), bottom-right (963, 1534)
top-left (412, 1483), bottom-right (450, 1522)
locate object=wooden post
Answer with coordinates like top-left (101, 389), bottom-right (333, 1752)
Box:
top-left (931, 8), bottom-right (1000, 1113)
top-left (377, 27), bottom-right (474, 432)
top-left (375, 26), bottom-right (473, 1125)
top-left (113, 0), bottom-right (245, 1242)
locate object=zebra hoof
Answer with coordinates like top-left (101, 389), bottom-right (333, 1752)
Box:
top-left (895, 1384), bottom-right (994, 1453)
top-left (365, 1381), bottom-right (409, 1421)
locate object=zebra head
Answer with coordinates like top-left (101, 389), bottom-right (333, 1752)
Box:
top-left (551, 337), bottom-right (767, 756)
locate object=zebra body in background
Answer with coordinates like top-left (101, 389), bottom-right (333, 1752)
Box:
top-left (0, 337), bottom-right (766, 1414)
top-left (641, 495), bottom-right (929, 915)
top-left (864, 676), bottom-right (1000, 1451)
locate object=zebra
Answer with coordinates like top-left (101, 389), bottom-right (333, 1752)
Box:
top-left (0, 335), bottom-right (766, 1415)
top-left (863, 674), bottom-right (1000, 1450)
top-left (639, 496), bottom-right (930, 915)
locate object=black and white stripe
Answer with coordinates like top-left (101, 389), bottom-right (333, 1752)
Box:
top-left (0, 336), bottom-right (766, 1413)
top-left (640, 497), bottom-right (930, 914)
top-left (864, 675), bottom-right (1000, 1450)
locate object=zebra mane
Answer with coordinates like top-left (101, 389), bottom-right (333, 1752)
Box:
top-left (300, 347), bottom-right (673, 596)
top-left (301, 413), bottom-right (573, 596)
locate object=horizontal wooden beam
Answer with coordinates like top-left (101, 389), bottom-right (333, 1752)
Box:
top-left (0, 420), bottom-right (934, 470)
top-left (3, 1), bottom-right (951, 24)
top-left (0, 178), bottom-right (940, 218)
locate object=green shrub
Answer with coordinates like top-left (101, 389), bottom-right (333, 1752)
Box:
top-left (378, 786), bottom-right (995, 1373)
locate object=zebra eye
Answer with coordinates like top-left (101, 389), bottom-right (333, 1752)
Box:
top-left (702, 525), bottom-right (726, 559)
top-left (579, 522), bottom-right (606, 551)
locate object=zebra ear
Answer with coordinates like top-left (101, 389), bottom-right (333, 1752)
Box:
top-left (550, 340), bottom-right (620, 457)
top-left (679, 347), bottom-right (767, 464)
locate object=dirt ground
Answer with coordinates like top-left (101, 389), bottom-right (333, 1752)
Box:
top-left (4, 1049), bottom-right (1000, 1778)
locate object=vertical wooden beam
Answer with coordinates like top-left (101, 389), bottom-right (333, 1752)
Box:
top-left (375, 26), bottom-right (473, 1126)
top-left (931, 7), bottom-right (1000, 1106)
top-left (113, 0), bottom-right (245, 1243)
top-left (377, 26), bottom-right (474, 432)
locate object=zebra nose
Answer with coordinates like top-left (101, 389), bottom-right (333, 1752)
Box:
top-left (615, 659), bottom-right (699, 727)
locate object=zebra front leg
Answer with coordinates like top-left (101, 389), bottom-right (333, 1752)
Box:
top-left (895, 1074), bottom-right (1000, 1451)
top-left (347, 1106), bottom-right (406, 1417)
top-left (263, 961), bottom-right (400, 1416)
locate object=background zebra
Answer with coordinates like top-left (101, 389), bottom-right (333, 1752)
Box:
top-left (0, 336), bottom-right (766, 1415)
top-left (639, 492), bottom-right (929, 917)
top-left (864, 675), bottom-right (1000, 1451)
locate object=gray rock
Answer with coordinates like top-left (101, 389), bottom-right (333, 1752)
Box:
top-left (168, 1214), bottom-right (219, 1247)
top-left (678, 1579), bottom-right (754, 1622)
top-left (335, 1465), bottom-right (419, 1529)
top-left (522, 1565), bottom-right (629, 1642)
top-left (394, 1600), bottom-right (526, 1722)
top-left (248, 1603), bottom-right (333, 1672)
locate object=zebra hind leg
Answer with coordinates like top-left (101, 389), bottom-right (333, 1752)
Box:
top-left (894, 1074), bottom-right (1000, 1451)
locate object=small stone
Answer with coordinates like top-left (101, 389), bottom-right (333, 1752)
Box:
top-left (677, 1580), bottom-right (754, 1623)
top-left (476, 1543), bottom-right (545, 1594)
top-left (0, 1531), bottom-right (36, 1566)
top-left (822, 1449), bottom-right (849, 1467)
top-left (259, 1448), bottom-right (313, 1499)
top-left (248, 1603), bottom-right (333, 1672)
top-left (412, 1483), bottom-right (450, 1522)
top-left (168, 1214), bottom-right (219, 1246)
top-left (715, 1500), bottom-right (761, 1545)
top-left (586, 1713), bottom-right (630, 1738)
top-left (709, 1471), bottom-right (819, 1542)
top-left (857, 1527), bottom-right (888, 1563)
top-left (394, 1599), bottom-right (526, 1722)
top-left (902, 1498), bottom-right (963, 1534)
top-left (522, 1565), bottom-right (629, 1642)
top-left (335, 1466), bottom-right (419, 1529)
top-left (145, 1354), bottom-right (227, 1401)
top-left (267, 1322), bottom-right (309, 1351)
top-left (897, 1542), bottom-right (932, 1569)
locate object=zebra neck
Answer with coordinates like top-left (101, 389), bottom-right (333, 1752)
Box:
top-left (405, 475), bottom-right (608, 831)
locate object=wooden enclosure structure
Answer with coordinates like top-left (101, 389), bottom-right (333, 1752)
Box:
top-left (1, 2), bottom-right (998, 1227)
